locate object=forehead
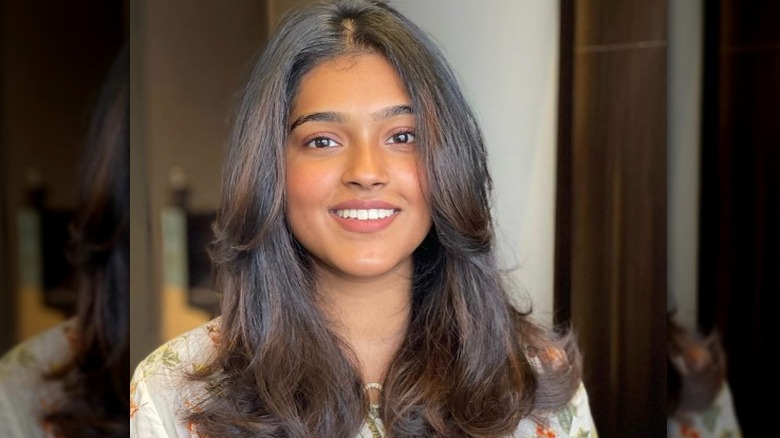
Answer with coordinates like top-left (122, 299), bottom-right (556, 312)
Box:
top-left (290, 53), bottom-right (411, 115)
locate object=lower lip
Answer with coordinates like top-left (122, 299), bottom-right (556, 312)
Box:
top-left (331, 212), bottom-right (398, 233)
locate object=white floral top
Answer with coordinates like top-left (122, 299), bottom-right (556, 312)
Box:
top-left (667, 383), bottom-right (742, 438)
top-left (130, 319), bottom-right (598, 437)
top-left (0, 319), bottom-right (76, 438)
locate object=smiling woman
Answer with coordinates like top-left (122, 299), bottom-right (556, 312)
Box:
top-left (130, 1), bottom-right (597, 437)
top-left (285, 54), bottom-right (431, 285)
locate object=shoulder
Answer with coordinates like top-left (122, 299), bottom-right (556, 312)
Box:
top-left (0, 319), bottom-right (76, 438)
top-left (132, 318), bottom-right (220, 384)
top-left (130, 319), bottom-right (221, 437)
top-left (667, 382), bottom-right (742, 438)
top-left (0, 318), bottom-right (75, 378)
top-left (513, 383), bottom-right (598, 438)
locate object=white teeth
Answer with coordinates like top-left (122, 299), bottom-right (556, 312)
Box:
top-left (335, 209), bottom-right (395, 220)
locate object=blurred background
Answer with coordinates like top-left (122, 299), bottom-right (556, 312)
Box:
top-left (0, 1), bottom-right (127, 353)
top-left (1, 1), bottom-right (776, 437)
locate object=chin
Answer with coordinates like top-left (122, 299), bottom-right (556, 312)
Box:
top-left (324, 257), bottom-right (412, 281)
top-left (341, 263), bottom-right (400, 279)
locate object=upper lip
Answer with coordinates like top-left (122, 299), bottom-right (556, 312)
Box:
top-left (331, 200), bottom-right (399, 211)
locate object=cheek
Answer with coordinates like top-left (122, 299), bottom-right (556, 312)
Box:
top-left (285, 161), bottom-right (328, 208)
top-left (398, 160), bottom-right (430, 208)
top-left (285, 166), bottom-right (309, 208)
top-left (284, 161), bottom-right (342, 245)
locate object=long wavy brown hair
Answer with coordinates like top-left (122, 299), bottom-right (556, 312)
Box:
top-left (187, 1), bottom-right (581, 436)
top-left (43, 45), bottom-right (129, 438)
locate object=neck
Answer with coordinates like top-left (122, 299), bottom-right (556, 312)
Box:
top-left (315, 262), bottom-right (412, 386)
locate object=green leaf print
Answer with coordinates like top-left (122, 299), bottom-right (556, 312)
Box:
top-left (0, 354), bottom-right (11, 378)
top-left (16, 345), bottom-right (36, 367)
top-left (701, 403), bottom-right (722, 433)
top-left (556, 404), bottom-right (574, 434)
top-left (719, 430), bottom-right (741, 438)
top-left (0, 345), bottom-right (37, 378)
top-left (161, 347), bottom-right (181, 368)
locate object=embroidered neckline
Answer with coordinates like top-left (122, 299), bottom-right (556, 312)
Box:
top-left (364, 382), bottom-right (383, 438)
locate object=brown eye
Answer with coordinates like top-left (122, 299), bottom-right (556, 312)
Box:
top-left (305, 136), bottom-right (339, 148)
top-left (388, 131), bottom-right (415, 144)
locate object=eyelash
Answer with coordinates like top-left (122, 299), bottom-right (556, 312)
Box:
top-left (387, 129), bottom-right (416, 145)
top-left (301, 129), bottom-right (417, 149)
top-left (303, 136), bottom-right (340, 149)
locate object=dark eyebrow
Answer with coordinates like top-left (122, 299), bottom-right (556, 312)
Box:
top-left (371, 105), bottom-right (414, 121)
top-left (289, 105), bottom-right (415, 132)
top-left (289, 112), bottom-right (346, 132)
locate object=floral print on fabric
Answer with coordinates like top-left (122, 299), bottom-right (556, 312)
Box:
top-left (130, 319), bottom-right (599, 437)
top-left (0, 319), bottom-right (76, 438)
top-left (668, 383), bottom-right (742, 438)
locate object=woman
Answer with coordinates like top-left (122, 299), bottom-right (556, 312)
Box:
top-left (131, 1), bottom-right (596, 436)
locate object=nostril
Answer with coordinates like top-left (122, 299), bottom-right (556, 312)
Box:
top-left (342, 148), bottom-right (389, 187)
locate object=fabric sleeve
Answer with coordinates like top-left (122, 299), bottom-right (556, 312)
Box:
top-left (130, 321), bottom-right (219, 438)
top-left (0, 382), bottom-right (34, 438)
top-left (513, 382), bottom-right (599, 437)
top-left (667, 382), bottom-right (742, 438)
top-left (130, 377), bottom-right (171, 437)
top-left (0, 321), bottom-right (74, 438)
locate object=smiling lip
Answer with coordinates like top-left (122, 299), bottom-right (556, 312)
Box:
top-left (330, 200), bottom-right (399, 233)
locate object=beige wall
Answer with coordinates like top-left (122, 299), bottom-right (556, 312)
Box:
top-left (668, 0), bottom-right (703, 329)
top-left (391, 0), bottom-right (560, 322)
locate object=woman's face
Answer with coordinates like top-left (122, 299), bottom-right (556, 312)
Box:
top-left (285, 53), bottom-right (432, 283)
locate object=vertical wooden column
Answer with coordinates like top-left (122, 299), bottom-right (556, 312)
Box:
top-left (0, 1), bottom-right (10, 354)
top-left (699, 2), bottom-right (779, 434)
top-left (556, 1), bottom-right (667, 436)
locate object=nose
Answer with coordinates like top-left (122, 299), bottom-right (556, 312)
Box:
top-left (342, 141), bottom-right (389, 189)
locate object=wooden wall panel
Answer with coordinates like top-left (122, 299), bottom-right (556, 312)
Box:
top-left (699, 1), bottom-right (779, 434)
top-left (557, 1), bottom-right (667, 436)
top-left (575, 0), bottom-right (665, 46)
